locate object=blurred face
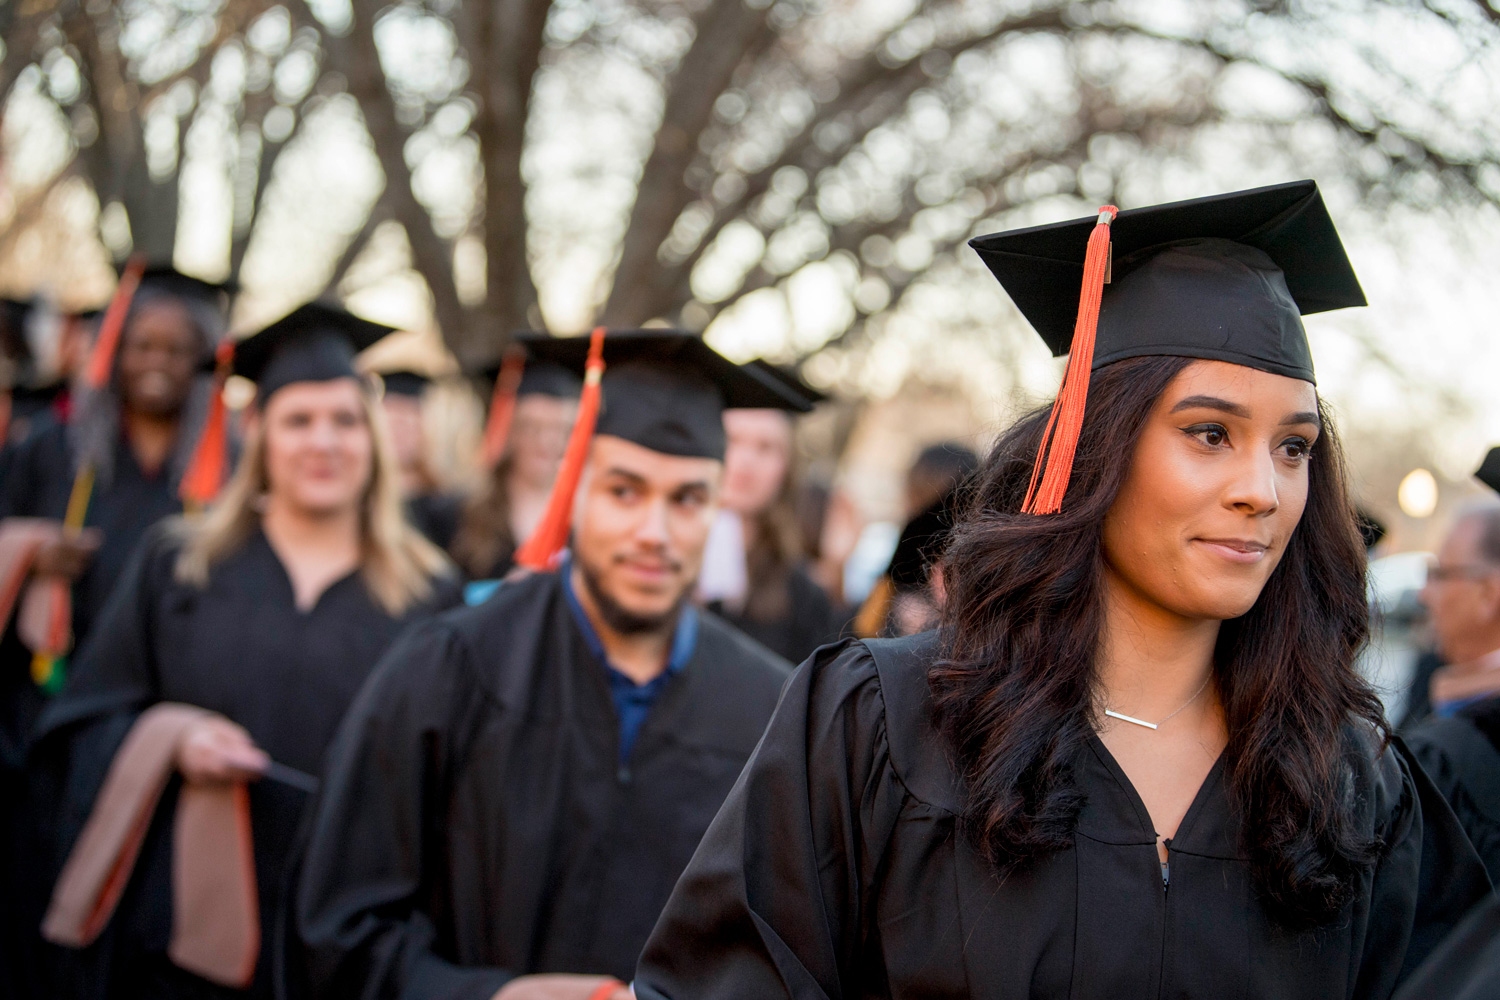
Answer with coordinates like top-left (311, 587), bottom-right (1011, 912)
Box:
top-left (117, 300), bottom-right (201, 417)
top-left (722, 409), bottom-right (793, 516)
top-left (260, 378), bottom-right (374, 519)
top-left (511, 393), bottom-right (578, 488)
top-left (1101, 360), bottom-right (1321, 623)
top-left (380, 393), bottom-right (425, 473)
top-left (572, 434), bottom-right (722, 634)
top-left (1419, 515), bottom-right (1500, 663)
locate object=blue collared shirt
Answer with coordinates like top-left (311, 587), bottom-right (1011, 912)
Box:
top-left (561, 559), bottom-right (698, 761)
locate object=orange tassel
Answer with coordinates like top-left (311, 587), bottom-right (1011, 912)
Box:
top-left (85, 256), bottom-right (147, 391)
top-left (479, 349), bottom-right (527, 468)
top-left (1022, 206), bottom-right (1118, 515)
top-left (512, 327), bottom-right (607, 571)
top-left (179, 341), bottom-right (236, 507)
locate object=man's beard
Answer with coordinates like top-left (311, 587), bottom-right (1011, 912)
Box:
top-left (577, 553), bottom-right (693, 636)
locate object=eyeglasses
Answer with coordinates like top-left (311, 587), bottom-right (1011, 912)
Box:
top-left (1425, 557), bottom-right (1500, 584)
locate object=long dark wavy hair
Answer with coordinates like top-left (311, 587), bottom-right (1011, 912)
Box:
top-left (931, 355), bottom-right (1384, 925)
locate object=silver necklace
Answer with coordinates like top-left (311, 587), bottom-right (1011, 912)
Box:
top-left (1104, 676), bottom-right (1212, 731)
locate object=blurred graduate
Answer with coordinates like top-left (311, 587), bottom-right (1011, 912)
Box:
top-left (374, 368), bottom-right (466, 549)
top-left (0, 266), bottom-right (233, 998)
top-left (291, 330), bottom-right (806, 1000)
top-left (698, 361), bottom-right (845, 663)
top-left (29, 302), bottom-right (460, 999)
top-left (449, 353), bottom-right (581, 580)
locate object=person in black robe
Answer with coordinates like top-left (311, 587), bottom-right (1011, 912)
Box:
top-left (635, 182), bottom-right (1491, 1000)
top-left (699, 364), bottom-right (845, 663)
top-left (292, 331), bottom-right (811, 1000)
top-left (375, 369), bottom-right (466, 549)
top-left (28, 302), bottom-right (460, 1000)
top-left (1403, 481), bottom-right (1500, 880)
top-left (0, 269), bottom-right (231, 1000)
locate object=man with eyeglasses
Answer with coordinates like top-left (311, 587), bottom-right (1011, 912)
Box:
top-left (1406, 450), bottom-right (1500, 883)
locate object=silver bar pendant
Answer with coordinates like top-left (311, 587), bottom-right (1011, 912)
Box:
top-left (1104, 709), bottom-right (1158, 730)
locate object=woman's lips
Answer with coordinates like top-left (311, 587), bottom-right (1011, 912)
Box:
top-left (1194, 538), bottom-right (1270, 564)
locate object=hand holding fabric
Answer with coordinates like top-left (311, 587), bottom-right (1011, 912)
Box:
top-left (32, 524), bottom-right (102, 579)
top-left (175, 716), bottom-right (269, 784)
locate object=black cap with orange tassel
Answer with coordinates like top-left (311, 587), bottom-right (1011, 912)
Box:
top-left (969, 179), bottom-right (1366, 513)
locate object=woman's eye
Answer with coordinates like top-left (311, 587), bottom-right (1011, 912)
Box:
top-left (1185, 424), bottom-right (1228, 448)
top-left (1280, 437), bottom-right (1312, 460)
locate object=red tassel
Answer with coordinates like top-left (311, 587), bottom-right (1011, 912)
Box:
top-left (479, 349), bottom-right (527, 468)
top-left (512, 327), bottom-right (607, 571)
top-left (85, 256), bottom-right (147, 391)
top-left (1022, 206), bottom-right (1118, 515)
top-left (179, 341), bottom-right (235, 507)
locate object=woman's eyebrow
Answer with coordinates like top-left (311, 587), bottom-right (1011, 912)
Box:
top-left (1169, 395), bottom-right (1249, 418)
top-left (1280, 411), bottom-right (1321, 428)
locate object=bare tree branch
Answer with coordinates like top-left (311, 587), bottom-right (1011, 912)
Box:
top-left (602, 0), bottom-right (779, 324)
top-left (323, 0), bottom-right (470, 360)
top-left (468, 0), bottom-right (551, 358)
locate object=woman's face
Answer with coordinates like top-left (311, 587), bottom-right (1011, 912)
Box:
top-left (260, 378), bottom-right (374, 518)
top-left (721, 408), bottom-right (793, 516)
top-left (1101, 359), bottom-right (1321, 622)
top-left (510, 393), bottom-right (578, 488)
top-left (117, 300), bottom-right (201, 417)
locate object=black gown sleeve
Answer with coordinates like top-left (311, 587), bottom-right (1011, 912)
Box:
top-left (1403, 718), bottom-right (1500, 881)
top-left (1353, 736), bottom-right (1494, 998)
top-left (633, 641), bottom-right (906, 1000)
top-left (293, 620), bottom-right (512, 1000)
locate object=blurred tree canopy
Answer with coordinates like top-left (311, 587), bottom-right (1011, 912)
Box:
top-left (0, 0), bottom-right (1497, 370)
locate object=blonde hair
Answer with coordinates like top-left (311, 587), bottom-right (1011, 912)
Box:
top-left (175, 376), bottom-right (451, 615)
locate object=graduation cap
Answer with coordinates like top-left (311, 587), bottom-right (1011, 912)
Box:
top-left (133, 264), bottom-right (238, 306)
top-left (742, 359), bottom-right (828, 409)
top-left (505, 328), bottom-right (811, 571)
top-left (518, 329), bottom-right (812, 460)
top-left (376, 370), bottom-right (433, 399)
top-left (1476, 448), bottom-right (1500, 495)
top-left (231, 302), bottom-right (395, 400)
top-left (968, 180), bottom-right (1364, 514)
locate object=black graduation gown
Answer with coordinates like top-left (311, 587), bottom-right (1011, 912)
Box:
top-left (0, 425), bottom-right (186, 999)
top-left (406, 491), bottom-right (464, 551)
top-left (1392, 888), bottom-right (1500, 1000)
top-left (635, 633), bottom-right (1493, 1000)
top-left (30, 525), bottom-right (460, 1000)
top-left (710, 563), bottom-right (847, 665)
top-left (1405, 698), bottom-right (1500, 881)
top-left (293, 569), bottom-right (792, 999)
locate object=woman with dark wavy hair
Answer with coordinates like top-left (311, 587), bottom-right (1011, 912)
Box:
top-left (632, 182), bottom-right (1489, 1000)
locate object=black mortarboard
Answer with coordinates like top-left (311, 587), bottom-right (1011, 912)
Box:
top-left (743, 359), bottom-right (828, 408)
top-left (482, 350), bottom-right (584, 399)
top-left (1476, 448), bottom-right (1500, 495)
top-left (969, 180), bottom-right (1364, 384)
top-left (517, 330), bottom-right (811, 460)
top-left (131, 264), bottom-right (238, 307)
top-left (232, 302), bottom-right (395, 401)
top-left (377, 370), bottom-right (432, 398)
